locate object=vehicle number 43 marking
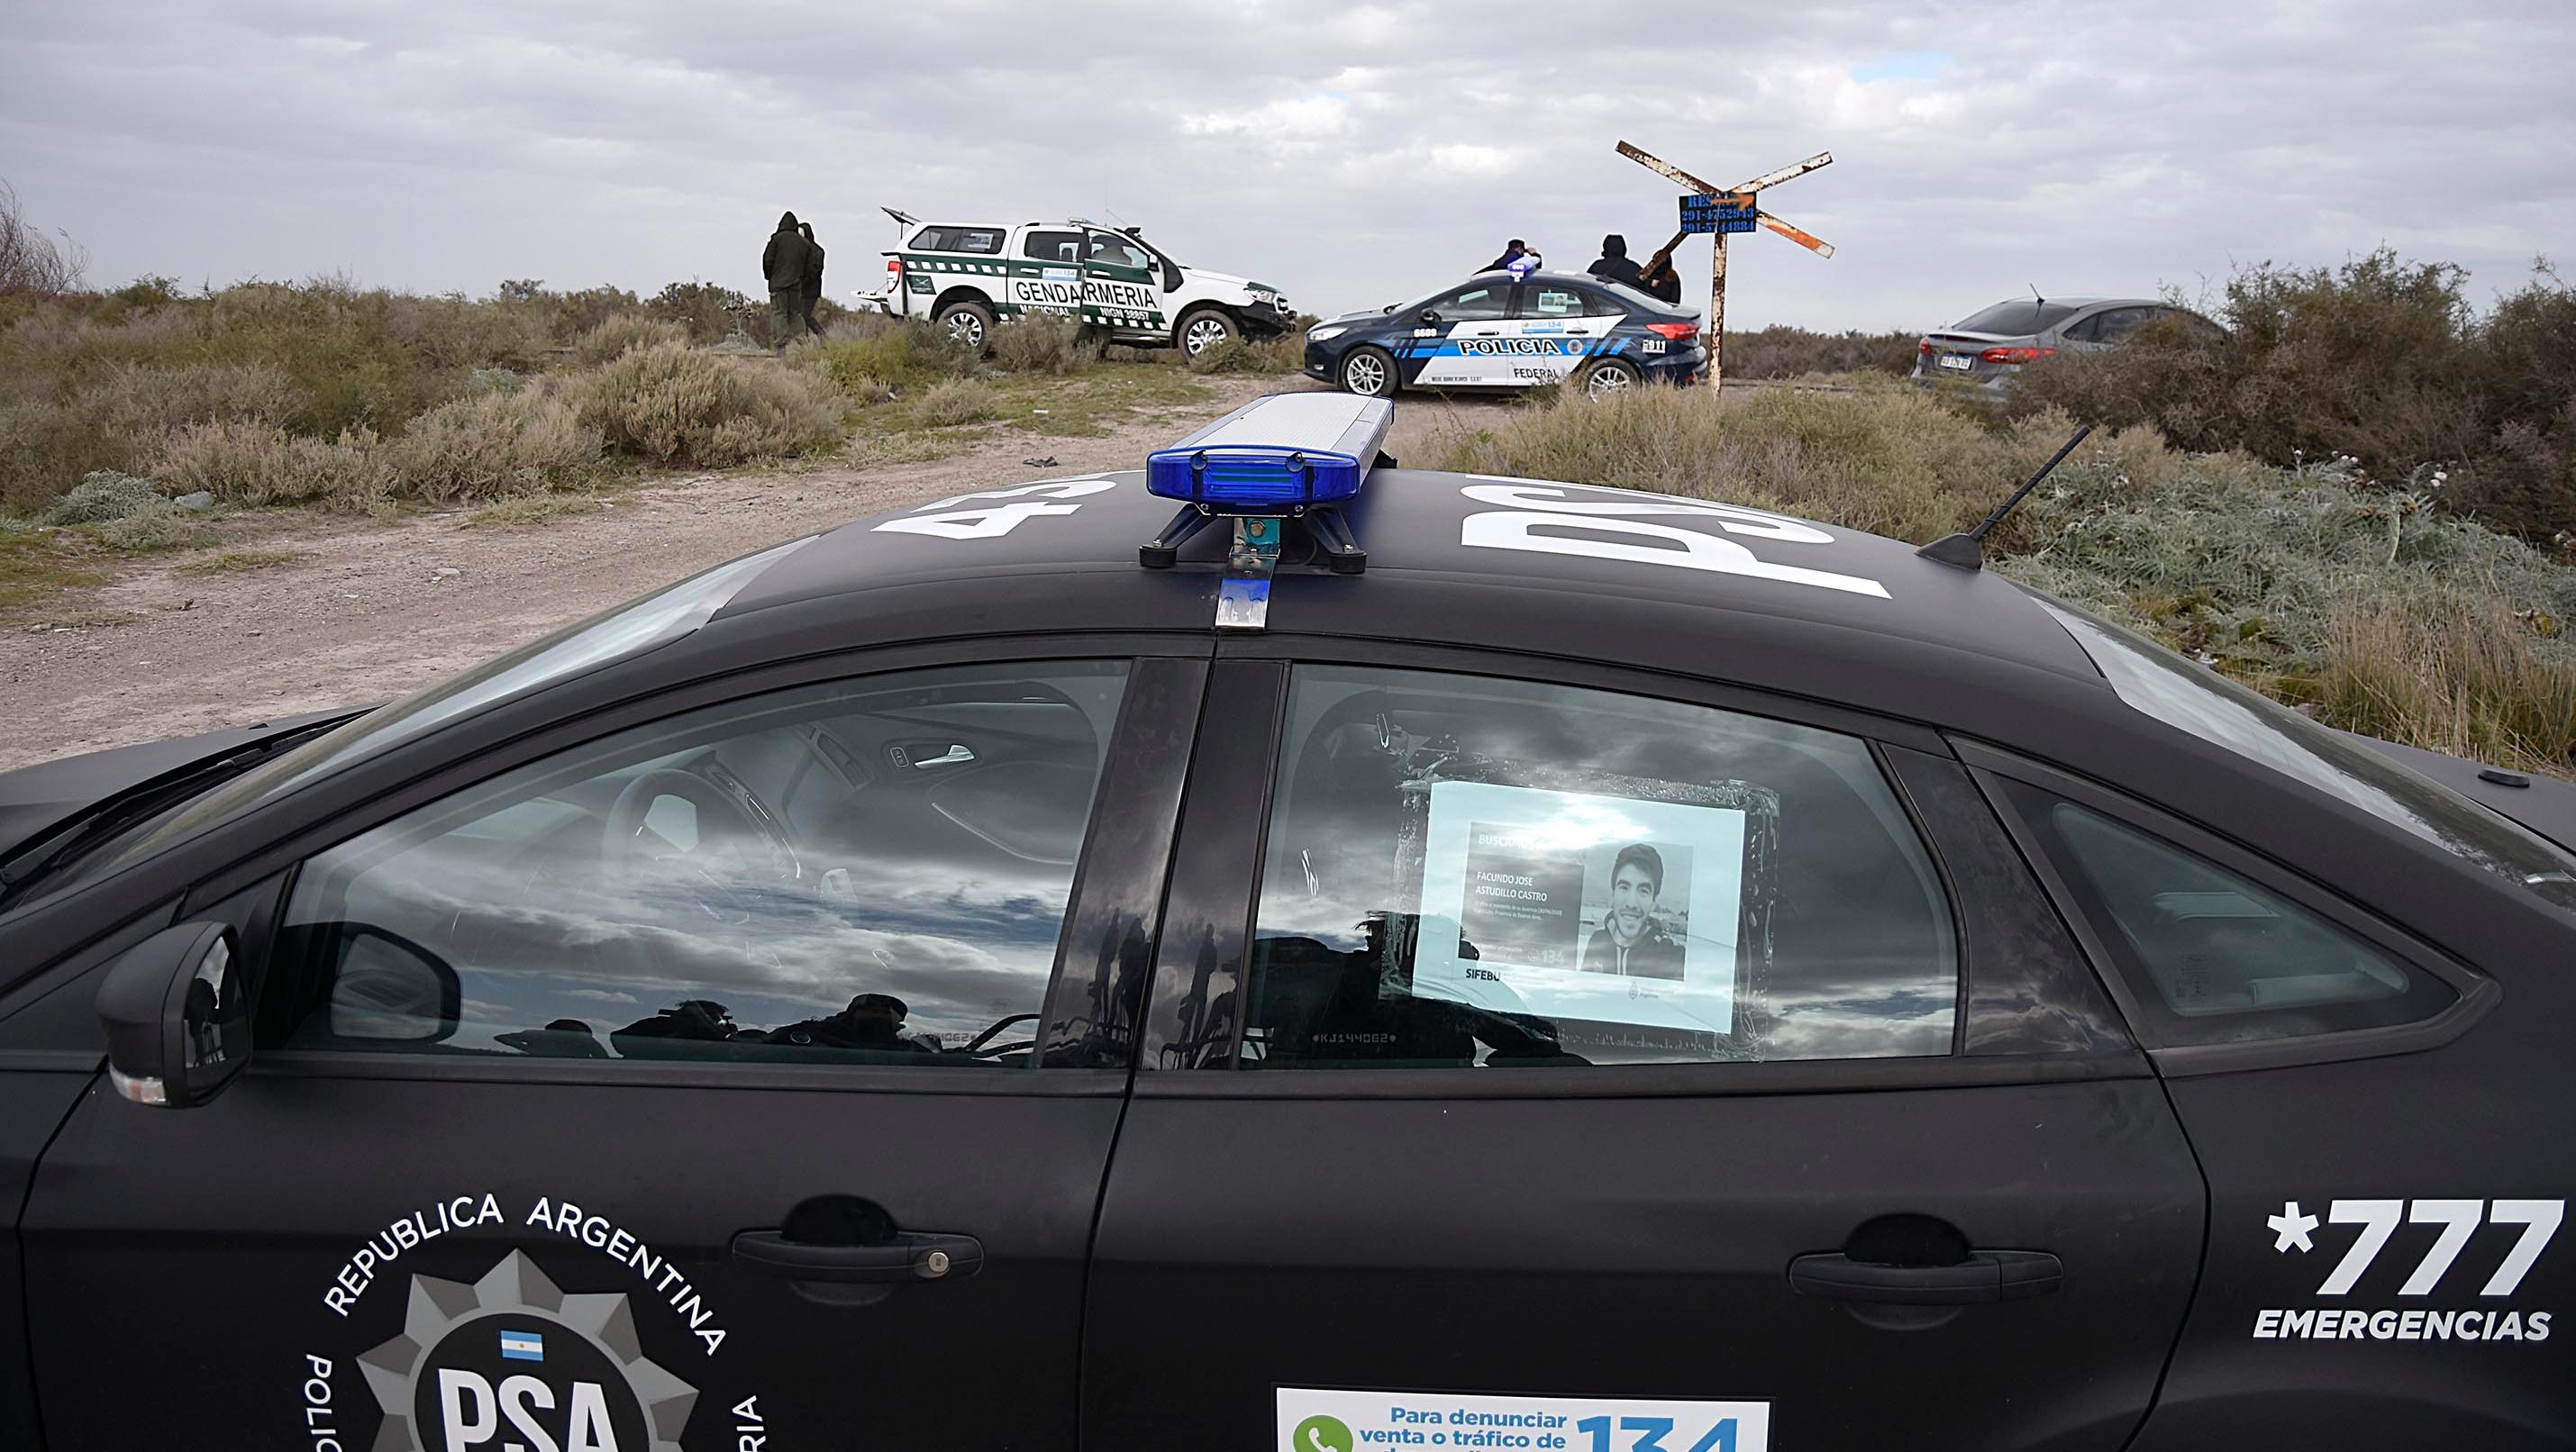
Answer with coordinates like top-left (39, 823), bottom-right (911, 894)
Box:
top-left (2273, 1198), bottom-right (2563, 1297)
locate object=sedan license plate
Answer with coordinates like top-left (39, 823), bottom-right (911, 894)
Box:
top-left (1937, 354), bottom-right (1973, 371)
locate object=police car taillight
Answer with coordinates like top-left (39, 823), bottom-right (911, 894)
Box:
top-left (1145, 392), bottom-right (1394, 514)
top-left (1645, 322), bottom-right (1698, 340)
top-left (887, 257), bottom-right (903, 276)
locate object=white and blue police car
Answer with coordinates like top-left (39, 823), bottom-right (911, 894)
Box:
top-left (1304, 268), bottom-right (1707, 398)
top-left (0, 395), bottom-right (2570, 1452)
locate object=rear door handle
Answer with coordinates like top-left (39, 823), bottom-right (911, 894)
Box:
top-left (1787, 1250), bottom-right (2061, 1304)
top-left (731, 1230), bottom-right (984, 1284)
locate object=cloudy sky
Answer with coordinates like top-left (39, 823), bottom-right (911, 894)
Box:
top-left (3, 0), bottom-right (2569, 331)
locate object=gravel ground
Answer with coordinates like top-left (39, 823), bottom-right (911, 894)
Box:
top-left (0, 377), bottom-right (1506, 770)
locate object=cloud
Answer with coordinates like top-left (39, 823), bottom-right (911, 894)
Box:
top-left (3, 0), bottom-right (2565, 330)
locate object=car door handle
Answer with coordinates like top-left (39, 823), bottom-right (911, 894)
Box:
top-left (1786, 1250), bottom-right (2061, 1304)
top-left (730, 1230), bottom-right (984, 1284)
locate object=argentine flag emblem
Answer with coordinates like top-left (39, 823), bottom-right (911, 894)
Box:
top-left (498, 1330), bottom-right (545, 1363)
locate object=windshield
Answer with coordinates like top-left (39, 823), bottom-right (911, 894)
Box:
top-left (2032, 594), bottom-right (2576, 912)
top-left (108, 535), bottom-right (815, 868)
top-left (1952, 300), bottom-right (2080, 335)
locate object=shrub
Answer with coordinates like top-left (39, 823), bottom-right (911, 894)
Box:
top-left (817, 316), bottom-right (978, 393)
top-left (380, 388), bottom-right (602, 503)
top-left (43, 469), bottom-right (164, 524)
top-left (575, 313), bottom-right (689, 367)
top-left (988, 313), bottom-right (1097, 375)
top-left (646, 280), bottom-right (762, 346)
top-left (1721, 327), bottom-right (1918, 380)
top-left (2007, 252), bottom-right (2576, 538)
top-left (154, 421), bottom-right (391, 508)
top-left (1186, 332), bottom-right (1303, 375)
top-left (1436, 378), bottom-right (2067, 546)
top-left (0, 179), bottom-right (85, 297)
top-left (577, 342), bottom-right (846, 467)
top-left (915, 377), bottom-right (1004, 427)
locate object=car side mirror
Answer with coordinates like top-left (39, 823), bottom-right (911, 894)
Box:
top-left (1419, 309), bottom-right (1442, 325)
top-left (317, 923), bottom-right (461, 1044)
top-left (96, 921), bottom-right (250, 1109)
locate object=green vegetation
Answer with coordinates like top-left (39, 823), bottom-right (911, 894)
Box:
top-left (1441, 380), bottom-right (2576, 776)
top-left (1720, 326), bottom-right (1918, 381)
top-left (2009, 251), bottom-right (2576, 541)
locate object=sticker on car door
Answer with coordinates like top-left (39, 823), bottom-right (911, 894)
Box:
top-left (1279, 1387), bottom-right (1772, 1452)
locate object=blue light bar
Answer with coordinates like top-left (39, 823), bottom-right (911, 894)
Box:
top-left (1146, 393), bottom-right (1395, 514)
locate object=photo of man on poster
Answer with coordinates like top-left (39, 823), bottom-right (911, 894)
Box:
top-left (1581, 843), bottom-right (1685, 980)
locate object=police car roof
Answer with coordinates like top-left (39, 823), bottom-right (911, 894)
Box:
top-left (711, 467), bottom-right (2104, 703)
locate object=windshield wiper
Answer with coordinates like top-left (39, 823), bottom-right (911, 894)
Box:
top-left (0, 721), bottom-right (344, 908)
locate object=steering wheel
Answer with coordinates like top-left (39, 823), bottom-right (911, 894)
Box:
top-left (599, 765), bottom-right (797, 980)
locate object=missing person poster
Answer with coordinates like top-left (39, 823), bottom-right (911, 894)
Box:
top-left (1413, 781), bottom-right (1746, 1038)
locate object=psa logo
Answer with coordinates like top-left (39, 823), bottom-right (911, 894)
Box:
top-left (360, 1252), bottom-right (696, 1450)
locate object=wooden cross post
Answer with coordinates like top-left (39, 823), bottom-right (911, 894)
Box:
top-left (1616, 142), bottom-right (1836, 391)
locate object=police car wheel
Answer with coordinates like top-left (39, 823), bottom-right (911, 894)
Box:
top-left (1582, 358), bottom-right (1642, 398)
top-left (1179, 308), bottom-right (1233, 358)
top-left (937, 300), bottom-right (995, 352)
top-left (1341, 347), bottom-right (1395, 397)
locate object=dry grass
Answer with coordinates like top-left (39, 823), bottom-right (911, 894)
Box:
top-left (915, 377), bottom-right (1005, 427)
top-left (577, 342), bottom-right (847, 467)
top-left (574, 313), bottom-right (690, 367)
top-left (177, 548), bottom-right (303, 574)
top-left (379, 386), bottom-right (602, 504)
top-left (2319, 595), bottom-right (2576, 776)
top-left (1185, 331), bottom-right (1304, 375)
top-left (153, 421), bottom-right (389, 508)
top-left (815, 316), bottom-right (979, 393)
top-left (988, 313), bottom-right (1097, 375)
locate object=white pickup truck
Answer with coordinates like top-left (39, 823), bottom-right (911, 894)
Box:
top-left (849, 211), bottom-right (1295, 357)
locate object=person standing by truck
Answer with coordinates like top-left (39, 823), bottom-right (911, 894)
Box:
top-left (761, 211), bottom-right (814, 349)
top-left (798, 220), bottom-right (826, 337)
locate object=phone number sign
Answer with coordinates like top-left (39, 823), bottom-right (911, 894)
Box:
top-left (1678, 193), bottom-right (1758, 235)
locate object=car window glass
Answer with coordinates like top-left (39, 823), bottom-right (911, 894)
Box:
top-left (2020, 790), bottom-right (2453, 1046)
top-left (1431, 285), bottom-right (1511, 321)
top-left (1954, 300), bottom-right (2079, 334)
top-left (271, 662), bottom-right (1129, 1068)
top-left (109, 537), bottom-right (816, 871)
top-left (2062, 313), bottom-right (2104, 342)
top-left (2091, 306), bottom-right (2156, 342)
top-left (911, 227), bottom-right (1003, 254)
top-left (1526, 286), bottom-right (1595, 317)
top-left (2030, 594), bottom-right (2576, 910)
top-left (1087, 237), bottom-right (1152, 270)
top-left (1024, 230), bottom-right (1082, 263)
top-left (1234, 667), bottom-right (1958, 1069)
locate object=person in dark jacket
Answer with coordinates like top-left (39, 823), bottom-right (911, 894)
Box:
top-left (1479, 239), bottom-right (1528, 274)
top-left (761, 212), bottom-right (814, 349)
top-left (1587, 234), bottom-right (1644, 288)
top-left (797, 221), bottom-right (825, 337)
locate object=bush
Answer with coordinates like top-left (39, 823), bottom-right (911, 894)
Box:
top-left (43, 470), bottom-right (164, 523)
top-left (915, 377), bottom-right (1004, 427)
top-left (1721, 326), bottom-right (1918, 380)
top-left (988, 313), bottom-right (1097, 375)
top-left (816, 316), bottom-right (978, 393)
top-left (1436, 378), bottom-right (2068, 546)
top-left (575, 313), bottom-right (689, 367)
top-left (154, 421), bottom-right (391, 508)
top-left (2319, 594), bottom-right (2576, 776)
top-left (577, 342), bottom-right (846, 467)
top-left (1186, 332), bottom-right (1304, 375)
top-left (2007, 251), bottom-right (2576, 538)
top-left (645, 280), bottom-right (762, 346)
top-left (0, 179), bottom-right (85, 297)
top-left (380, 388), bottom-right (602, 503)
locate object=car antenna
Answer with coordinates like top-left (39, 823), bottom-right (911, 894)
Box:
top-left (1916, 423), bottom-right (2092, 571)
top-left (2028, 282), bottom-right (2044, 305)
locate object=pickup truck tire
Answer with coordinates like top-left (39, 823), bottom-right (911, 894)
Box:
top-left (936, 299), bottom-right (996, 352)
top-left (1177, 306), bottom-right (1235, 358)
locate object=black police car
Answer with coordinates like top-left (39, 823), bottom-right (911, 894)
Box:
top-left (1, 394), bottom-right (2570, 1452)
top-left (1304, 268), bottom-right (1707, 398)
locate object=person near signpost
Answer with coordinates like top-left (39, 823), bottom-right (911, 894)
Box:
top-left (1587, 235), bottom-right (1645, 288)
top-left (797, 222), bottom-right (826, 338)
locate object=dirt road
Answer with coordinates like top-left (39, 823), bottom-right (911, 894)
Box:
top-left (0, 377), bottom-right (1506, 770)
